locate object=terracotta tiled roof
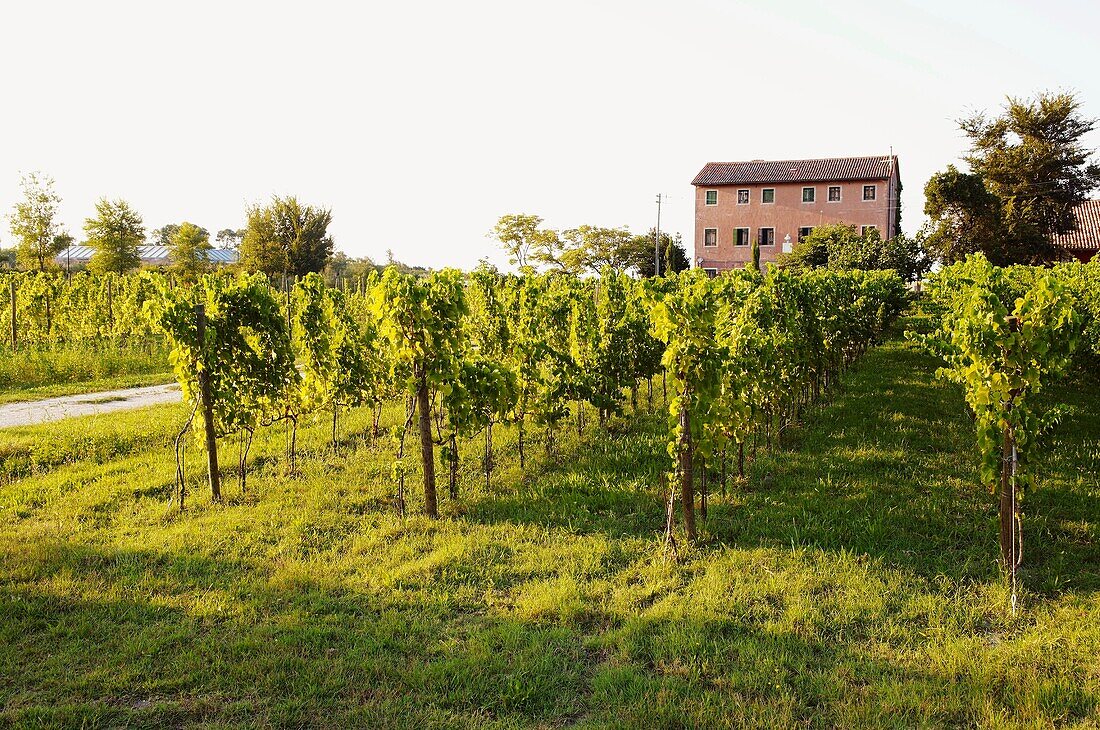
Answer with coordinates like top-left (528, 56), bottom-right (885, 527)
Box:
top-left (1053, 199), bottom-right (1100, 251)
top-left (692, 155), bottom-right (898, 186)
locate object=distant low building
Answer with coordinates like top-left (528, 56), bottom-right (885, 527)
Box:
top-left (1053, 200), bottom-right (1100, 262)
top-left (692, 155), bottom-right (900, 275)
top-left (56, 245), bottom-right (239, 269)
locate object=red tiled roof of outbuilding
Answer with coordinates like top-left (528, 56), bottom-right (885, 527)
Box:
top-left (1053, 199), bottom-right (1100, 251)
top-left (692, 155), bottom-right (898, 186)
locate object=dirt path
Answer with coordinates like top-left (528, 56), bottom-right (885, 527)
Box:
top-left (0, 383), bottom-right (182, 428)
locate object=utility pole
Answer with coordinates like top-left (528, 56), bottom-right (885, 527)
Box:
top-left (654, 193), bottom-right (663, 276)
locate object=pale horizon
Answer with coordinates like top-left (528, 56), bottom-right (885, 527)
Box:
top-left (2, 0), bottom-right (1098, 270)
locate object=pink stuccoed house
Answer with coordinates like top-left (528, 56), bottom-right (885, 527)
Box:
top-left (692, 155), bottom-right (900, 275)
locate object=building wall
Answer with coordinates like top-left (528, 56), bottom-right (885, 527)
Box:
top-left (693, 177), bottom-right (895, 272)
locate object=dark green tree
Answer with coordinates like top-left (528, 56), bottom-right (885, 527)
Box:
top-left (559, 225), bottom-right (635, 274)
top-left (782, 226), bottom-right (836, 269)
top-left (169, 222), bottom-right (213, 281)
top-left (325, 250), bottom-right (350, 282)
top-left (924, 165), bottom-right (1007, 263)
top-left (8, 172), bottom-right (65, 271)
top-left (54, 232), bottom-right (74, 270)
top-left (927, 91), bottom-right (1100, 264)
top-left (215, 228), bottom-right (245, 250)
top-left (343, 256), bottom-right (378, 280)
top-left (84, 198), bottom-right (144, 274)
top-left (324, 251), bottom-right (380, 285)
top-left (490, 213), bottom-right (557, 270)
top-left (781, 223), bottom-right (930, 282)
top-left (239, 196), bottom-right (334, 277)
top-left (150, 223), bottom-right (180, 247)
top-left (626, 229), bottom-right (688, 277)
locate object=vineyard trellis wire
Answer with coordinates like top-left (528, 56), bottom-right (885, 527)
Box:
top-left (912, 253), bottom-right (1090, 611)
top-left (10, 258), bottom-right (1095, 579)
top-left (136, 264), bottom-right (910, 542)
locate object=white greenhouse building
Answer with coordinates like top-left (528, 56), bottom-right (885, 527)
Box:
top-left (56, 245), bottom-right (239, 269)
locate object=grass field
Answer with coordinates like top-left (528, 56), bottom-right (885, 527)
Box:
top-left (0, 347), bottom-right (172, 404)
top-left (1, 337), bottom-right (1098, 728)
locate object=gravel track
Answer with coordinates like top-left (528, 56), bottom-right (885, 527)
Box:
top-left (0, 383), bottom-right (182, 428)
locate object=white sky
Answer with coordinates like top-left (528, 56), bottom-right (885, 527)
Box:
top-left (1, 0), bottom-right (1098, 270)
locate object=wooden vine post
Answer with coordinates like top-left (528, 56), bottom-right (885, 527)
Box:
top-left (999, 316), bottom-right (1021, 572)
top-left (195, 303), bottom-right (222, 502)
top-left (923, 257), bottom-right (1080, 613)
top-left (372, 269), bottom-right (468, 520)
top-left (678, 401), bottom-right (697, 541)
top-left (417, 372), bottom-right (438, 518)
top-left (9, 279), bottom-right (16, 350)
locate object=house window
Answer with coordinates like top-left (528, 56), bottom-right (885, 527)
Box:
top-left (828, 186), bottom-right (841, 202)
top-left (802, 187), bottom-right (815, 203)
top-left (737, 189), bottom-right (749, 205)
top-left (861, 225), bottom-right (878, 237)
top-left (703, 228), bottom-right (718, 247)
top-left (798, 227), bottom-right (814, 242)
top-left (703, 268), bottom-right (718, 278)
top-left (758, 227), bottom-right (775, 246)
top-left (705, 190), bottom-right (718, 206)
top-left (762, 188), bottom-right (775, 204)
top-left (863, 184), bottom-right (877, 201)
top-left (734, 227), bottom-right (750, 246)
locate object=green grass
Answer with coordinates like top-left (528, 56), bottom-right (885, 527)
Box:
top-left (0, 347), bottom-right (172, 404)
top-left (1, 339), bottom-right (1099, 728)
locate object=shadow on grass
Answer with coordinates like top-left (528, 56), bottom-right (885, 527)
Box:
top-left (462, 419), bottom-right (670, 541)
top-left (0, 540), bottom-right (597, 728)
top-left (595, 610), bottom-right (1098, 728)
top-left (464, 342), bottom-right (1100, 595)
top-left (6, 540), bottom-right (1096, 728)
